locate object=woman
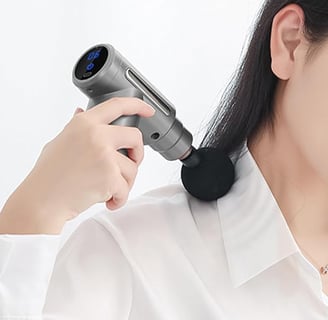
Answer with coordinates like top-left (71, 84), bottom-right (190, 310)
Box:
top-left (1, 0), bottom-right (327, 318)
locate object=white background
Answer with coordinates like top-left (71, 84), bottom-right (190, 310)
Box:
top-left (0, 0), bottom-right (263, 245)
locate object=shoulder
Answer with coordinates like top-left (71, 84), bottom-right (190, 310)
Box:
top-left (91, 184), bottom-right (191, 235)
top-left (92, 183), bottom-right (216, 231)
top-left (60, 183), bottom-right (220, 272)
top-left (93, 183), bottom-right (190, 226)
top-left (90, 183), bottom-right (218, 253)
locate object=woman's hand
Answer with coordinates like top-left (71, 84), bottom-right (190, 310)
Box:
top-left (0, 97), bottom-right (155, 234)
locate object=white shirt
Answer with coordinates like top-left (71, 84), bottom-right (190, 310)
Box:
top-left (1, 143), bottom-right (328, 319)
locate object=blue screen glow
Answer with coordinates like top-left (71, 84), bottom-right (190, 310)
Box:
top-left (86, 63), bottom-right (95, 71)
top-left (87, 50), bottom-right (101, 61)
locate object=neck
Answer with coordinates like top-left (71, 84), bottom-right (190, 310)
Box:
top-left (247, 118), bottom-right (328, 244)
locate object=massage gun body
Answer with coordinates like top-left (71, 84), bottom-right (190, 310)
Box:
top-left (73, 43), bottom-right (193, 162)
top-left (73, 43), bottom-right (235, 201)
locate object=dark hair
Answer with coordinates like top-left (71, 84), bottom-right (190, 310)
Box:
top-left (200, 0), bottom-right (328, 156)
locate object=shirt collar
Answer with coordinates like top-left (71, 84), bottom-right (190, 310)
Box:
top-left (217, 141), bottom-right (300, 288)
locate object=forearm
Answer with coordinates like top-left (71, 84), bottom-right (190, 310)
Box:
top-left (0, 174), bottom-right (65, 317)
top-left (0, 204), bottom-right (66, 235)
top-left (0, 173), bottom-right (69, 235)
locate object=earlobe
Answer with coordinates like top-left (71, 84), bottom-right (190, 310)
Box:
top-left (270, 4), bottom-right (305, 80)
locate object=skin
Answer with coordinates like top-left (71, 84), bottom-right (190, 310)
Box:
top-left (0, 1), bottom-right (327, 293)
top-left (247, 4), bottom-right (328, 293)
top-left (0, 97), bottom-right (155, 234)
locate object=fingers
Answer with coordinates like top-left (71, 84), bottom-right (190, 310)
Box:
top-left (115, 151), bottom-right (139, 188)
top-left (68, 98), bottom-right (150, 212)
top-left (105, 174), bottom-right (130, 210)
top-left (103, 149), bottom-right (140, 211)
top-left (86, 97), bottom-right (155, 124)
top-left (106, 126), bottom-right (144, 165)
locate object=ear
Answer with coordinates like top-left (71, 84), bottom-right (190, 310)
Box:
top-left (270, 4), bottom-right (306, 80)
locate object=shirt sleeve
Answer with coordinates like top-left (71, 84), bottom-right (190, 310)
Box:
top-left (0, 234), bottom-right (61, 319)
top-left (42, 217), bottom-right (133, 319)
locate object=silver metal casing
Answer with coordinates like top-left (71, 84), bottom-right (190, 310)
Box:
top-left (72, 43), bottom-right (193, 161)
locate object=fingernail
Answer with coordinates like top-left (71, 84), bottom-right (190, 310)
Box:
top-left (74, 107), bottom-right (84, 115)
top-left (148, 105), bottom-right (156, 113)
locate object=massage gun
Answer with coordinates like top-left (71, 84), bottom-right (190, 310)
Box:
top-left (72, 43), bottom-right (234, 201)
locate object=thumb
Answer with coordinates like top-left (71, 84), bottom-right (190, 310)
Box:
top-left (73, 107), bottom-right (84, 116)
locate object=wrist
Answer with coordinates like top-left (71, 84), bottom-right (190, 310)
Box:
top-left (0, 207), bottom-right (66, 234)
top-left (0, 175), bottom-right (74, 235)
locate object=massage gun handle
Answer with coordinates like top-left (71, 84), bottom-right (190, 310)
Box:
top-left (87, 88), bottom-right (144, 157)
top-left (112, 115), bottom-right (139, 157)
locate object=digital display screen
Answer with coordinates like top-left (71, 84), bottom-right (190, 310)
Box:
top-left (75, 46), bottom-right (109, 80)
